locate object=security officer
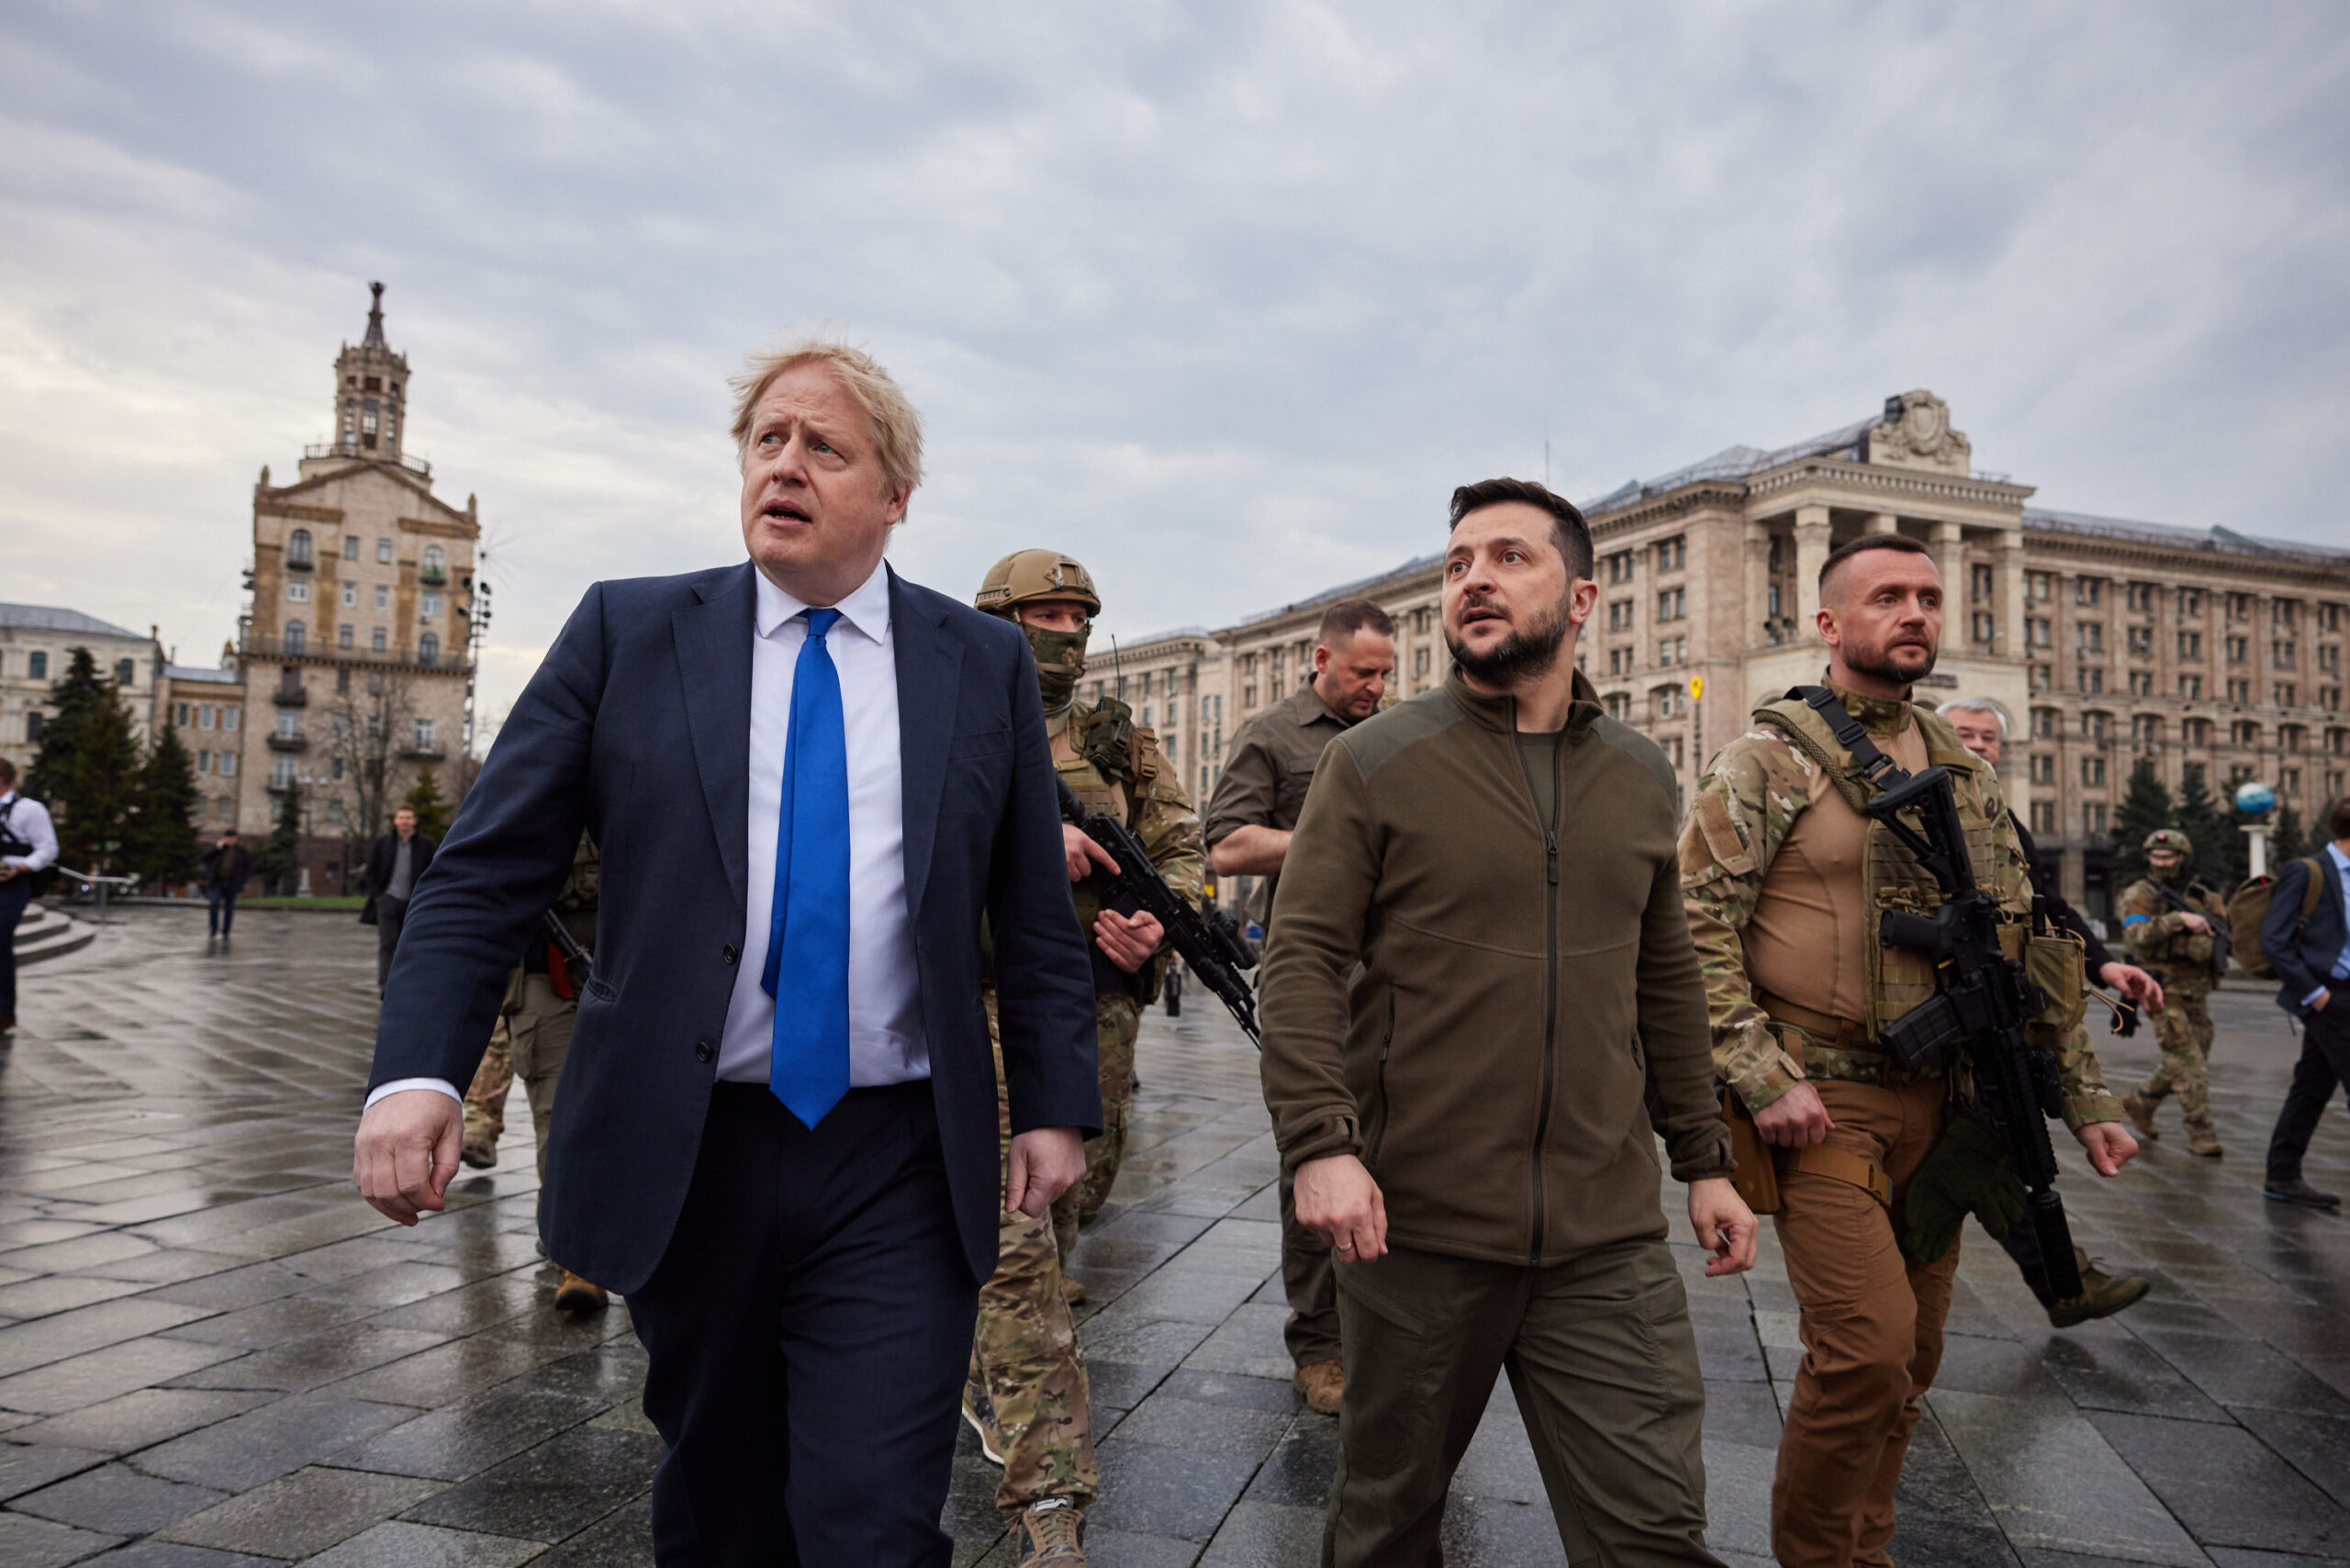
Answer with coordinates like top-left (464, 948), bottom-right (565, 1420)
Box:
top-left (1683, 535), bottom-right (2133, 1568)
top-left (2121, 828), bottom-right (2231, 1157)
top-left (963, 550), bottom-right (1205, 1567)
top-left (455, 833), bottom-right (606, 1313)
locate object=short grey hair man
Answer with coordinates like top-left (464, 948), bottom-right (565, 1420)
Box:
top-left (1936, 697), bottom-right (2009, 738)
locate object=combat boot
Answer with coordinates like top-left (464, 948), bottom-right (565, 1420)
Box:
top-left (1059, 1274), bottom-right (1088, 1306)
top-left (1012, 1500), bottom-right (1086, 1565)
top-left (2046, 1249), bottom-right (2150, 1328)
top-left (2121, 1093), bottom-right (2159, 1141)
top-left (2186, 1126), bottom-right (2224, 1159)
top-left (1293, 1358), bottom-right (1344, 1416)
top-left (962, 1378), bottom-right (1006, 1465)
top-left (554, 1271), bottom-right (608, 1313)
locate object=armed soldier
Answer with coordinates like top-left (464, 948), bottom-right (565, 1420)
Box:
top-left (2120, 828), bottom-right (2231, 1157)
top-left (1204, 596), bottom-right (1393, 1417)
top-left (1684, 534), bottom-right (2134, 1568)
top-left (454, 833), bottom-right (607, 1313)
top-left (962, 550), bottom-right (1205, 1567)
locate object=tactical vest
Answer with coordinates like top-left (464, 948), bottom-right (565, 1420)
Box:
top-left (2121, 876), bottom-right (2221, 972)
top-left (1752, 694), bottom-right (2024, 1045)
top-left (1046, 697), bottom-right (1173, 1003)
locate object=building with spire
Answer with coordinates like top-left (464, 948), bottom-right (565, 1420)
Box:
top-left (226, 283), bottom-right (485, 891)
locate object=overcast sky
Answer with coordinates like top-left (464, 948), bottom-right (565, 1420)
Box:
top-left (5, 2), bottom-right (2344, 733)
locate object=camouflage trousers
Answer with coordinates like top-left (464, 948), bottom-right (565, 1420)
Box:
top-left (462, 976), bottom-right (576, 1188)
top-left (2135, 984), bottom-right (2216, 1134)
top-left (971, 1000), bottom-right (1101, 1517)
top-left (1053, 994), bottom-right (1140, 1262)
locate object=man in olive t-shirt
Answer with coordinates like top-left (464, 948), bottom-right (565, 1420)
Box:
top-left (1204, 597), bottom-right (1393, 1414)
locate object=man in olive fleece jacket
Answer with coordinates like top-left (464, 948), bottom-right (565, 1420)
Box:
top-left (1259, 478), bottom-right (1754, 1568)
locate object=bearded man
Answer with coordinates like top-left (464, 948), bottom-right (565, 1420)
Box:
top-left (1259, 477), bottom-right (1754, 1565)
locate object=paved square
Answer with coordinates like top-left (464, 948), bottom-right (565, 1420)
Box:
top-left (1, 906), bottom-right (2347, 1563)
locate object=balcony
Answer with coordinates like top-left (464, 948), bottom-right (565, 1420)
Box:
top-left (267, 734), bottom-right (308, 753)
top-left (304, 442), bottom-right (432, 480)
top-left (241, 633), bottom-right (461, 672)
top-left (273, 687), bottom-right (308, 707)
top-left (399, 747), bottom-right (448, 763)
top-left (419, 566), bottom-right (448, 588)
top-left (285, 555), bottom-right (314, 573)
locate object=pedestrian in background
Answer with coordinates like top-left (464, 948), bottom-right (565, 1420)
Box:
top-left (2260, 794), bottom-right (2350, 1208)
top-left (1261, 479), bottom-right (1752, 1566)
top-left (199, 828), bottom-right (252, 940)
top-left (1203, 595), bottom-right (1393, 1417)
top-left (361, 805), bottom-right (436, 992)
top-left (2119, 830), bottom-right (2229, 1157)
top-left (0, 756), bottom-right (60, 1036)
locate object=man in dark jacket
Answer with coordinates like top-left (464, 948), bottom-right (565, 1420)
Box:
top-left (2261, 793), bottom-right (2350, 1208)
top-left (363, 806), bottom-right (437, 991)
top-left (198, 830), bottom-right (252, 939)
top-left (1260, 479), bottom-right (1751, 1567)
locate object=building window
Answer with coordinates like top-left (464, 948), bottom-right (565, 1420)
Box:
top-left (2081, 756), bottom-right (2107, 787)
top-left (375, 586), bottom-right (391, 610)
top-left (2178, 631), bottom-right (2202, 659)
top-left (420, 592), bottom-right (442, 618)
top-left (2076, 622), bottom-right (2103, 654)
top-left (1656, 588), bottom-right (1686, 622)
top-left (2180, 588), bottom-right (2203, 617)
top-left (414, 719), bottom-right (436, 752)
top-left (2076, 577), bottom-right (2104, 607)
top-left (1415, 646), bottom-right (1431, 676)
top-left (337, 668), bottom-right (351, 695)
top-left (2229, 593), bottom-right (2253, 623)
top-left (215, 795), bottom-right (233, 821)
top-left (2274, 641), bottom-right (2298, 669)
top-left (2084, 801), bottom-right (2109, 835)
top-left (1606, 551), bottom-right (1635, 585)
top-left (272, 756), bottom-right (296, 788)
top-left (116, 658), bottom-right (136, 686)
top-left (2279, 683), bottom-right (2299, 707)
top-left (2076, 666), bottom-right (2104, 694)
top-left (24, 712), bottom-right (41, 742)
top-left (27, 650), bottom-right (48, 680)
top-left (377, 538), bottom-right (394, 564)
top-left (2234, 720), bottom-right (2263, 748)
top-left (1973, 612), bottom-right (1996, 644)
top-left (173, 702), bottom-right (190, 726)
top-left (223, 705), bottom-right (239, 732)
top-left (2028, 618), bottom-right (2052, 648)
top-left (331, 756), bottom-right (345, 781)
top-left (288, 529), bottom-right (313, 566)
top-left (1605, 692), bottom-right (1631, 722)
top-left (2083, 711), bottom-right (2109, 741)
top-left (419, 632), bottom-right (439, 665)
top-left (2229, 678), bottom-right (2251, 704)
top-left (2228, 635), bottom-right (2251, 664)
top-left (1972, 564), bottom-right (1995, 601)
top-left (1608, 600), bottom-right (1635, 632)
top-left (372, 627), bottom-right (388, 653)
top-left (2127, 583), bottom-right (2156, 613)
top-left (1654, 536), bottom-right (1685, 573)
top-left (2132, 714), bottom-right (2162, 745)
top-left (285, 621), bottom-right (306, 654)
top-left (2031, 800), bottom-right (2058, 835)
top-left (2127, 626), bottom-right (2154, 656)
top-left (2027, 572), bottom-right (2052, 602)
top-left (2129, 670), bottom-right (2155, 697)
top-left (2031, 754), bottom-right (2055, 785)
top-left (343, 534), bottom-right (360, 560)
top-left (422, 544), bottom-right (446, 578)
top-left (275, 711), bottom-right (298, 740)
top-left (2032, 708), bottom-right (2058, 740)
top-left (287, 579), bottom-right (310, 604)
top-left (326, 800), bottom-right (345, 826)
top-left (339, 625), bottom-right (354, 649)
top-left (341, 582), bottom-right (357, 607)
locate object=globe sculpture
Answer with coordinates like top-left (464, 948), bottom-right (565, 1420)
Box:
top-left (2234, 780), bottom-right (2277, 817)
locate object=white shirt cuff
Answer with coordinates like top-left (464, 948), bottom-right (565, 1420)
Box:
top-left (2306, 986), bottom-right (2333, 1008)
top-left (365, 1077), bottom-right (463, 1111)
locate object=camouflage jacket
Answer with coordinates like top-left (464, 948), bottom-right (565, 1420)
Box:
top-left (1682, 683), bottom-right (2120, 1129)
top-left (2118, 875), bottom-right (2225, 981)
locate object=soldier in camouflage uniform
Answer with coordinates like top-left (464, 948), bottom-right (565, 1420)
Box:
top-left (455, 833), bottom-right (606, 1313)
top-left (1682, 536), bottom-right (2133, 1568)
top-left (963, 550), bottom-right (1205, 1568)
top-left (2120, 828), bottom-right (2230, 1158)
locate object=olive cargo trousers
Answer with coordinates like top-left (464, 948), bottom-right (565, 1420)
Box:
top-left (1326, 1237), bottom-right (1721, 1568)
top-left (1774, 1078), bottom-right (1960, 1568)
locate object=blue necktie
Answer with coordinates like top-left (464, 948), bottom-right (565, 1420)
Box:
top-left (761, 608), bottom-right (852, 1127)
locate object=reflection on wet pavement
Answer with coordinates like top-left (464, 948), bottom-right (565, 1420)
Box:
top-left (0, 906), bottom-right (2345, 1563)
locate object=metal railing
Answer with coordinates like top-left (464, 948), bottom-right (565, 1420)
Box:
top-left (241, 634), bottom-right (457, 671)
top-left (303, 442), bottom-right (432, 480)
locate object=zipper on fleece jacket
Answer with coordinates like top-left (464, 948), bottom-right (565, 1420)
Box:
top-left (1366, 986), bottom-right (1396, 1166)
top-left (1510, 704), bottom-right (1562, 1266)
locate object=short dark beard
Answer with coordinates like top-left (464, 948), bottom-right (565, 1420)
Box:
top-left (1447, 596), bottom-right (1572, 687)
top-left (1842, 636), bottom-right (1938, 688)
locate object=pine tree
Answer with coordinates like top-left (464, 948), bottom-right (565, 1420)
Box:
top-left (2272, 804), bottom-right (2309, 866)
top-left (2109, 758), bottom-right (2175, 890)
top-left (261, 780), bottom-right (305, 895)
top-left (402, 765), bottom-right (451, 842)
top-left (126, 724), bottom-right (202, 891)
top-left (2175, 764), bottom-right (2233, 890)
top-left (25, 647), bottom-right (143, 881)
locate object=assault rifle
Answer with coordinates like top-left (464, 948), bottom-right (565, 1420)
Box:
top-left (2146, 881), bottom-right (2231, 976)
top-left (1057, 778), bottom-right (1261, 1044)
top-left (1788, 688), bottom-right (2084, 1300)
top-left (540, 910), bottom-right (592, 999)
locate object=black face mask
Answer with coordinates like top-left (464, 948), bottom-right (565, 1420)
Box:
top-left (1025, 623), bottom-right (1090, 710)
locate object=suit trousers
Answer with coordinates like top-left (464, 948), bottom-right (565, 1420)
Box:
top-left (1773, 1079), bottom-right (1959, 1568)
top-left (628, 1081), bottom-right (978, 1566)
top-left (2267, 1002), bottom-right (2350, 1185)
top-left (1326, 1237), bottom-right (1719, 1568)
top-left (374, 896), bottom-right (408, 991)
top-left (0, 875), bottom-right (29, 1020)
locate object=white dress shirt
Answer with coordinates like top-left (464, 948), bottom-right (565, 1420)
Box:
top-left (0, 790), bottom-right (58, 874)
top-left (717, 562), bottom-right (928, 1084)
top-left (364, 560), bottom-right (928, 1114)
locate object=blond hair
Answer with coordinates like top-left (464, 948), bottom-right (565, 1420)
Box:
top-left (728, 339), bottom-right (924, 503)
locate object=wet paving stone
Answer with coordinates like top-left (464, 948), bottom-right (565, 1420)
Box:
top-left (6, 913), bottom-right (2350, 1562)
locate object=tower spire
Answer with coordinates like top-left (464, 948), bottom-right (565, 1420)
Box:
top-left (363, 281), bottom-right (387, 348)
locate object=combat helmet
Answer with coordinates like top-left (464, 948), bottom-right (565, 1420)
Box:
top-left (2143, 828), bottom-right (2194, 857)
top-left (975, 550), bottom-right (1100, 619)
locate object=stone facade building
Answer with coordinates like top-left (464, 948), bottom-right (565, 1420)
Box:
top-left (1175, 392), bottom-right (2348, 923)
top-left (234, 285), bottom-right (483, 891)
top-left (0, 606), bottom-right (167, 757)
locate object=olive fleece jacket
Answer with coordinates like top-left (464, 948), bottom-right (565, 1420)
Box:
top-left (1259, 670), bottom-right (1733, 1268)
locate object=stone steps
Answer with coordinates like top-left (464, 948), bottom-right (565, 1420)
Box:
top-left (12, 900), bottom-right (95, 965)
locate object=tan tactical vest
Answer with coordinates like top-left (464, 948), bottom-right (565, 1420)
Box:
top-left (1752, 696), bottom-right (2025, 1043)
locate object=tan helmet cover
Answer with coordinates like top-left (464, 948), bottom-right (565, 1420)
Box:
top-left (975, 549), bottom-right (1101, 618)
top-left (2143, 827), bottom-right (2194, 857)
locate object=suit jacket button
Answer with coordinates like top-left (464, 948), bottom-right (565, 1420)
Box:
top-left (722, 944), bottom-right (739, 965)
top-left (694, 1040), bottom-right (714, 1064)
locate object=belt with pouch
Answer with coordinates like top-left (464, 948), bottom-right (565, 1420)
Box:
top-left (1756, 990), bottom-right (1901, 1088)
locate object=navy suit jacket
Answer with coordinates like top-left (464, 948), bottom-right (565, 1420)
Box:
top-left (2265, 851), bottom-right (2350, 1019)
top-left (369, 562), bottom-right (1102, 1294)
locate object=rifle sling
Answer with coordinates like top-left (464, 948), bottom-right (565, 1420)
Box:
top-left (1790, 685), bottom-right (1915, 795)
